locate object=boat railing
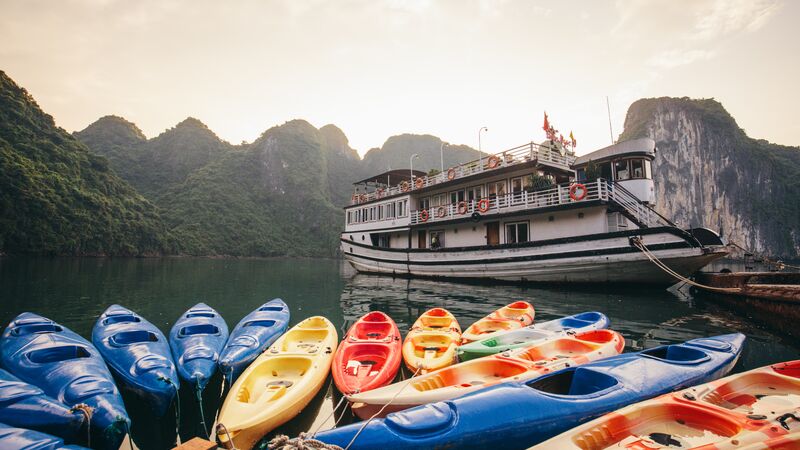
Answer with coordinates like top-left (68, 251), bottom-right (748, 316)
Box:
top-left (409, 179), bottom-right (670, 228)
top-left (351, 141), bottom-right (576, 205)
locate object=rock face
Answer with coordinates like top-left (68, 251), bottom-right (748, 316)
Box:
top-left (0, 71), bottom-right (170, 256)
top-left (620, 97), bottom-right (800, 258)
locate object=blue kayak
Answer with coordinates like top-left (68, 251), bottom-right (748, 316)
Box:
top-left (457, 311), bottom-right (610, 360)
top-left (218, 298), bottom-right (290, 384)
top-left (169, 303), bottom-right (229, 390)
top-left (316, 333), bottom-right (745, 450)
top-left (0, 422), bottom-right (89, 450)
top-left (0, 313), bottom-right (130, 450)
top-left (92, 305), bottom-right (179, 417)
top-left (0, 369), bottom-right (85, 444)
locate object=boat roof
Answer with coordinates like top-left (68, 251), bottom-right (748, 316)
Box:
top-left (354, 169), bottom-right (428, 186)
top-left (573, 138), bottom-right (656, 166)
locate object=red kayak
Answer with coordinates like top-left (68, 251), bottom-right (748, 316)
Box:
top-left (332, 311), bottom-right (402, 395)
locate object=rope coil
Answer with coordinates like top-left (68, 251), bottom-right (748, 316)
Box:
top-left (70, 403), bottom-right (93, 448)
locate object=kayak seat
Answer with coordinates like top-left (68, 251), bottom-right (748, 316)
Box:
top-left (699, 371), bottom-right (800, 413)
top-left (179, 324), bottom-right (221, 337)
top-left (259, 306), bottom-right (284, 312)
top-left (574, 330), bottom-right (617, 344)
top-left (243, 319), bottom-right (276, 329)
top-left (559, 318), bottom-right (593, 329)
top-left (641, 345), bottom-right (709, 364)
top-left (385, 402), bottom-right (456, 435)
top-left (12, 323), bottom-right (63, 336)
top-left (528, 368), bottom-right (619, 396)
top-left (102, 315), bottom-right (140, 325)
top-left (27, 345), bottom-right (90, 364)
top-left (514, 338), bottom-right (596, 362)
top-left (353, 321), bottom-right (392, 340)
top-left (110, 330), bottom-right (158, 347)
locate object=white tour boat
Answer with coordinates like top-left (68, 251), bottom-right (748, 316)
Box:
top-left (341, 137), bottom-right (727, 284)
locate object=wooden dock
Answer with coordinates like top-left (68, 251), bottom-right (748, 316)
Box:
top-left (694, 271), bottom-right (800, 337)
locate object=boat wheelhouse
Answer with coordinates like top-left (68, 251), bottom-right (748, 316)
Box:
top-left (341, 138), bottom-right (727, 284)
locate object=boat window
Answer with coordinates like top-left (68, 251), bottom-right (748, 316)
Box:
top-left (430, 230), bottom-right (445, 249)
top-left (630, 159), bottom-right (645, 178)
top-left (449, 190), bottom-right (465, 205)
top-left (576, 168), bottom-right (587, 182)
top-left (370, 233), bottom-right (390, 248)
top-left (511, 177), bottom-right (524, 193)
top-left (467, 186), bottom-right (483, 203)
top-left (600, 163), bottom-right (612, 180)
top-left (489, 180), bottom-right (507, 198)
top-left (614, 160), bottom-right (630, 180)
top-left (506, 221), bottom-right (529, 244)
top-left (398, 200), bottom-right (406, 217)
top-left (420, 197), bottom-right (430, 210)
top-left (645, 160), bottom-right (652, 179)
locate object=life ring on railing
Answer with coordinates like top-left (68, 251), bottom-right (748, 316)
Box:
top-left (415, 177), bottom-right (425, 189)
top-left (447, 168), bottom-right (457, 180)
top-left (457, 201), bottom-right (469, 215)
top-left (477, 198), bottom-right (490, 212)
top-left (376, 188), bottom-right (384, 198)
top-left (359, 194), bottom-right (367, 202)
top-left (436, 206), bottom-right (447, 218)
top-left (352, 194), bottom-right (358, 203)
top-left (419, 209), bottom-right (429, 222)
top-left (487, 155), bottom-right (501, 169)
top-left (569, 183), bottom-right (587, 201)
top-left (400, 180), bottom-right (410, 192)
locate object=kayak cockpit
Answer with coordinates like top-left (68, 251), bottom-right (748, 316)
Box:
top-left (641, 345), bottom-right (710, 365)
top-left (528, 368), bottom-right (619, 396)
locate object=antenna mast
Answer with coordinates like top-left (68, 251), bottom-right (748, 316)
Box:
top-left (606, 96), bottom-right (614, 144)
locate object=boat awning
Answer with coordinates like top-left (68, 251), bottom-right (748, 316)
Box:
top-left (574, 138), bottom-right (656, 166)
top-left (353, 169), bottom-right (428, 186)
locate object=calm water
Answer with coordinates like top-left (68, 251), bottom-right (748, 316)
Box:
top-left (1, 257), bottom-right (798, 448)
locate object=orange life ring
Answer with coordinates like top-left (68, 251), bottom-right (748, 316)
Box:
top-left (352, 194), bottom-right (358, 203)
top-left (376, 188), bottom-right (384, 198)
top-left (457, 201), bottom-right (469, 215)
top-left (436, 206), bottom-right (447, 218)
top-left (419, 209), bottom-right (429, 222)
top-left (400, 180), bottom-right (410, 192)
top-left (447, 168), bottom-right (457, 180)
top-left (487, 155), bottom-right (501, 169)
top-left (569, 183), bottom-right (587, 201)
top-left (359, 194), bottom-right (367, 202)
top-left (415, 177), bottom-right (425, 189)
top-left (477, 198), bottom-right (490, 212)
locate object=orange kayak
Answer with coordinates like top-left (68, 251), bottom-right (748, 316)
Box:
top-left (332, 311), bottom-right (402, 395)
top-left (461, 301), bottom-right (535, 343)
top-left (402, 308), bottom-right (461, 374)
top-left (532, 360), bottom-right (800, 449)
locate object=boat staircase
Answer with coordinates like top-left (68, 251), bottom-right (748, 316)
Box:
top-left (604, 181), bottom-right (674, 229)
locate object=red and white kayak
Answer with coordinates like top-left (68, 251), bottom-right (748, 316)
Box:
top-left (332, 311), bottom-right (402, 395)
top-left (402, 308), bottom-right (461, 374)
top-left (461, 301), bottom-right (535, 343)
top-left (350, 329), bottom-right (624, 419)
top-left (531, 360), bottom-right (800, 450)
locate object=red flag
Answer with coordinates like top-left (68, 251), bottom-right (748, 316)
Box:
top-left (543, 112), bottom-right (550, 132)
top-left (559, 133), bottom-right (565, 145)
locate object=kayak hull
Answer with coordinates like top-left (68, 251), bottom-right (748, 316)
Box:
top-left (402, 308), bottom-right (461, 373)
top-left (0, 369), bottom-right (85, 443)
top-left (215, 316), bottom-right (338, 450)
top-left (92, 305), bottom-right (179, 417)
top-left (169, 303), bottom-right (229, 390)
top-left (316, 333), bottom-right (745, 450)
top-left (332, 311), bottom-right (402, 395)
top-left (0, 422), bottom-right (88, 450)
top-left (350, 329), bottom-right (624, 419)
top-left (458, 311), bottom-right (610, 361)
top-left (532, 359), bottom-right (800, 450)
top-left (461, 301), bottom-right (535, 343)
top-left (0, 313), bottom-right (130, 450)
top-left (218, 298), bottom-right (290, 384)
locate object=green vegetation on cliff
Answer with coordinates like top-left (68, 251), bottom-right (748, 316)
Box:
top-left (0, 71), bottom-right (171, 255)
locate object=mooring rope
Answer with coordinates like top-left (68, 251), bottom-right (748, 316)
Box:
top-left (159, 375), bottom-right (182, 445)
top-left (70, 403), bottom-right (93, 448)
top-left (196, 380), bottom-right (210, 439)
top-left (631, 237), bottom-right (741, 293)
top-left (309, 389), bottom-right (348, 437)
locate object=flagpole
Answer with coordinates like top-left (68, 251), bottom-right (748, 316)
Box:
top-left (606, 96), bottom-right (614, 144)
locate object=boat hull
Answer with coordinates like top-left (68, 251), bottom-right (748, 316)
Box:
top-left (332, 311), bottom-right (402, 395)
top-left (342, 228), bottom-right (727, 284)
top-left (169, 303), bottom-right (229, 390)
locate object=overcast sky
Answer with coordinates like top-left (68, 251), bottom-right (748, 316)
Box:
top-left (1, 0), bottom-right (797, 156)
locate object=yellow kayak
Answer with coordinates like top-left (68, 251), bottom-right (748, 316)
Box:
top-left (402, 308), bottom-right (461, 374)
top-left (461, 301), bottom-right (535, 343)
top-left (214, 316), bottom-right (338, 450)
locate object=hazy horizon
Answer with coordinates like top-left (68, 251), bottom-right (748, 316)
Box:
top-left (1, 0), bottom-right (798, 157)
